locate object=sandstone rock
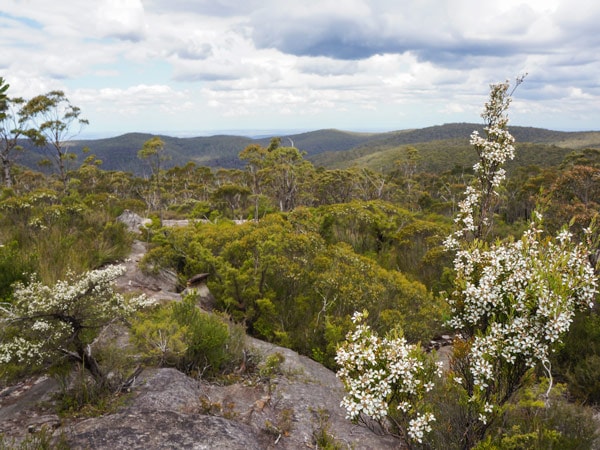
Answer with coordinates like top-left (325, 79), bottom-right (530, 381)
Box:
top-left (67, 410), bottom-right (264, 450)
top-left (116, 210), bottom-right (152, 233)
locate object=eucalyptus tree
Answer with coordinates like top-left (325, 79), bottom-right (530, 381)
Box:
top-left (0, 78), bottom-right (29, 188)
top-left (0, 77), bottom-right (7, 113)
top-left (240, 143), bottom-right (268, 220)
top-left (262, 146), bottom-right (315, 212)
top-left (22, 90), bottom-right (88, 186)
top-left (137, 137), bottom-right (170, 214)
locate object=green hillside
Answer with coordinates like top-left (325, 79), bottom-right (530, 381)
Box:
top-left (14, 124), bottom-right (600, 176)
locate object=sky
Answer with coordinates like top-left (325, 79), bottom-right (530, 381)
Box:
top-left (1, 0), bottom-right (599, 138)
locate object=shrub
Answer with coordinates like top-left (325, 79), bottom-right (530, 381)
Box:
top-left (0, 241), bottom-right (33, 301)
top-left (0, 265), bottom-right (148, 385)
top-left (131, 296), bottom-right (244, 378)
top-left (172, 297), bottom-right (233, 377)
top-left (553, 311), bottom-right (600, 405)
top-left (475, 382), bottom-right (599, 449)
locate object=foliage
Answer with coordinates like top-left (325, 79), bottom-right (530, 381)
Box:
top-left (553, 310), bottom-right (600, 404)
top-left (0, 241), bottom-right (33, 301)
top-left (141, 211), bottom-right (442, 368)
top-left (258, 352), bottom-right (286, 379)
top-left (172, 297), bottom-right (237, 377)
top-left (0, 189), bottom-right (132, 283)
top-left (22, 90), bottom-right (88, 185)
top-left (131, 296), bottom-right (244, 378)
top-left (52, 361), bottom-right (132, 418)
top-left (447, 216), bottom-right (597, 387)
top-left (137, 137), bottom-right (171, 214)
top-left (0, 78), bottom-right (29, 188)
top-left (443, 80), bottom-right (598, 448)
top-left (311, 408), bottom-right (347, 450)
top-left (130, 304), bottom-right (188, 366)
top-left (475, 382), bottom-right (599, 449)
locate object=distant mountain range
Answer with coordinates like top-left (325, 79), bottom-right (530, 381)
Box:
top-left (16, 123), bottom-right (600, 176)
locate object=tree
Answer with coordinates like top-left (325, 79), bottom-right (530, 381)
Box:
top-left (212, 183), bottom-right (251, 219)
top-left (137, 137), bottom-right (170, 214)
top-left (137, 136), bottom-right (168, 182)
top-left (0, 78), bottom-right (8, 114)
top-left (0, 265), bottom-right (148, 385)
top-left (239, 143), bottom-right (269, 220)
top-left (262, 146), bottom-right (314, 212)
top-left (22, 91), bottom-right (89, 186)
top-left (0, 78), bottom-right (29, 188)
top-left (546, 164), bottom-right (600, 231)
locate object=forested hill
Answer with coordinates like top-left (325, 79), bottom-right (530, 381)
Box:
top-left (17, 123), bottom-right (600, 176)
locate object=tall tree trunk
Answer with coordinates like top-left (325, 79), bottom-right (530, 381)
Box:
top-left (1, 155), bottom-right (12, 187)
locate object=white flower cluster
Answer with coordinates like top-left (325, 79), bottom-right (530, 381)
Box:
top-left (445, 82), bottom-right (517, 248)
top-left (0, 337), bottom-right (43, 364)
top-left (336, 311), bottom-right (440, 442)
top-left (408, 412), bottom-right (436, 443)
top-left (448, 217), bottom-right (597, 389)
top-left (470, 125), bottom-right (515, 169)
top-left (0, 265), bottom-right (149, 366)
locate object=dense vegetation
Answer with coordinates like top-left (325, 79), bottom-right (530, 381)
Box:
top-left (0, 77), bottom-right (599, 448)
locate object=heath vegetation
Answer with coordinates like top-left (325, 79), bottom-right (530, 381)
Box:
top-left (0, 76), bottom-right (598, 448)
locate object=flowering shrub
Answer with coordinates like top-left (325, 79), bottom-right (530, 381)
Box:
top-left (449, 218), bottom-right (597, 386)
top-left (336, 311), bottom-right (442, 444)
top-left (337, 78), bottom-right (598, 449)
top-left (444, 79), bottom-right (598, 448)
top-left (0, 265), bottom-right (149, 383)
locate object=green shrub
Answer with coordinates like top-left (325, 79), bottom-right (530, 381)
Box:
top-left (0, 241), bottom-right (33, 300)
top-left (131, 296), bottom-right (244, 378)
top-left (553, 311), bottom-right (600, 405)
top-left (131, 305), bottom-right (187, 366)
top-left (474, 382), bottom-right (599, 450)
top-left (172, 297), bottom-right (232, 377)
top-left (259, 352), bottom-right (285, 379)
top-left (0, 190), bottom-right (132, 284)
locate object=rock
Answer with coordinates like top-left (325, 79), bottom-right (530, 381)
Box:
top-left (27, 414), bottom-right (61, 433)
top-left (64, 356), bottom-right (398, 450)
top-left (127, 368), bottom-right (202, 412)
top-left (67, 410), bottom-right (264, 450)
top-left (200, 338), bottom-right (400, 449)
top-left (67, 368), bottom-right (267, 449)
top-left (114, 240), bottom-right (181, 302)
top-left (116, 210), bottom-right (152, 233)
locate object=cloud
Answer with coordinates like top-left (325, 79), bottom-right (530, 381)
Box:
top-left (73, 84), bottom-right (194, 129)
top-left (1, 0), bottom-right (599, 134)
top-left (246, 0), bottom-right (582, 67)
top-left (174, 41), bottom-right (213, 61)
top-left (143, 0), bottom-right (264, 16)
top-left (94, 0), bottom-right (147, 42)
top-left (295, 57), bottom-right (360, 76)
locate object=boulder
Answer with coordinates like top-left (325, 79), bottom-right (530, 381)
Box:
top-left (116, 210), bottom-right (151, 233)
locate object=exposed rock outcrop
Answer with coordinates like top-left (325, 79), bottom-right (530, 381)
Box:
top-left (64, 360), bottom-right (398, 449)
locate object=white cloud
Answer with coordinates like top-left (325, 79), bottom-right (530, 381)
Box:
top-left (94, 0), bottom-right (147, 41)
top-left (0, 0), bottom-right (598, 134)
